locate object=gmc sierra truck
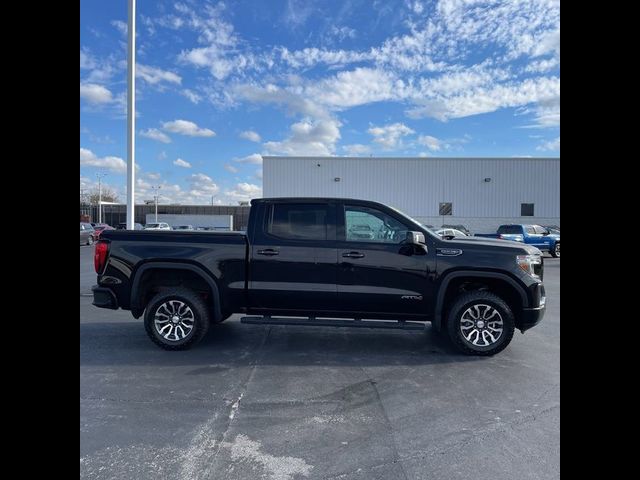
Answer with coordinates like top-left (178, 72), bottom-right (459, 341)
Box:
top-left (92, 198), bottom-right (546, 356)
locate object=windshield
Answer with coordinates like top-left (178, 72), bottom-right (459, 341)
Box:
top-left (146, 223), bottom-right (160, 228)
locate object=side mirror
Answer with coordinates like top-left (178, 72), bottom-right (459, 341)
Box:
top-left (406, 231), bottom-right (426, 245)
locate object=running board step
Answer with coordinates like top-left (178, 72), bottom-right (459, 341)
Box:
top-left (240, 316), bottom-right (426, 331)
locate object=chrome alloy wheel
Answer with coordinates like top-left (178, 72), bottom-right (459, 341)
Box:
top-left (154, 300), bottom-right (195, 341)
top-left (459, 304), bottom-right (504, 347)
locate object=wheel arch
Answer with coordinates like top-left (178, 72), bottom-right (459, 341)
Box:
top-left (434, 271), bottom-right (528, 332)
top-left (130, 262), bottom-right (222, 322)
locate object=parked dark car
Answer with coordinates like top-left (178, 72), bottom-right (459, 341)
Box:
top-left (93, 224), bottom-right (115, 239)
top-left (93, 198), bottom-right (546, 356)
top-left (441, 224), bottom-right (471, 236)
top-left (116, 222), bottom-right (144, 230)
top-left (80, 222), bottom-right (95, 245)
top-left (173, 225), bottom-right (195, 231)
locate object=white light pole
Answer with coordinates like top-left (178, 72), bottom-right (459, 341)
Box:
top-left (126, 0), bottom-right (136, 230)
top-left (96, 172), bottom-right (107, 223)
top-left (152, 185), bottom-right (161, 222)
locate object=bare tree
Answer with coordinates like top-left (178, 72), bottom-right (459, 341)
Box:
top-left (88, 186), bottom-right (119, 205)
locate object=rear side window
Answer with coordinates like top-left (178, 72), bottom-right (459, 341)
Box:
top-left (497, 225), bottom-right (521, 234)
top-left (268, 204), bottom-right (330, 241)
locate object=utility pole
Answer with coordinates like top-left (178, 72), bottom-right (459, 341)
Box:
top-left (152, 185), bottom-right (161, 222)
top-left (126, 0), bottom-right (136, 229)
top-left (96, 172), bottom-right (107, 223)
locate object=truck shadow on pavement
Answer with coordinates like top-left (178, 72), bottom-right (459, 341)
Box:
top-left (80, 319), bottom-right (483, 368)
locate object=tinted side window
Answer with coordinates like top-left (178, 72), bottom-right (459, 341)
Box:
top-left (344, 206), bottom-right (409, 244)
top-left (497, 225), bottom-right (521, 234)
top-left (268, 204), bottom-right (330, 241)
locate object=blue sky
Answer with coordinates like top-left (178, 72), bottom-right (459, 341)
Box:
top-left (80, 0), bottom-right (560, 205)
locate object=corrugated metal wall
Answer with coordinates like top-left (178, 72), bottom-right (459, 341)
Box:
top-left (263, 157), bottom-right (560, 220)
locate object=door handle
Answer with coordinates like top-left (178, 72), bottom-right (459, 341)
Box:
top-left (257, 249), bottom-right (279, 256)
top-left (342, 251), bottom-right (365, 258)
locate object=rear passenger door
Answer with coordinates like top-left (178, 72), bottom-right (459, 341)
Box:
top-left (249, 202), bottom-right (338, 312)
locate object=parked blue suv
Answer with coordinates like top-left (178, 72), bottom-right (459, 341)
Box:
top-left (476, 224), bottom-right (560, 257)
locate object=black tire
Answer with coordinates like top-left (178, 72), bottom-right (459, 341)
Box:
top-left (87, 235), bottom-right (94, 246)
top-left (144, 287), bottom-right (210, 350)
top-left (550, 242), bottom-right (560, 258)
top-left (446, 291), bottom-right (515, 356)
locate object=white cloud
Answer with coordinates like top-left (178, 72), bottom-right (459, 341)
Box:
top-left (255, 168), bottom-right (263, 180)
top-left (239, 130), bottom-right (261, 142)
top-left (181, 89), bottom-right (202, 104)
top-left (162, 119), bottom-right (216, 137)
top-left (224, 163), bottom-right (239, 173)
top-left (146, 172), bottom-right (161, 180)
top-left (406, 76), bottom-right (561, 122)
top-left (536, 137), bottom-right (560, 152)
top-left (304, 68), bottom-right (398, 109)
top-left (235, 154), bottom-right (263, 164)
top-left (328, 25), bottom-right (356, 41)
top-left (224, 182), bottom-right (262, 203)
top-left (368, 123), bottom-right (414, 150)
top-left (417, 135), bottom-right (442, 151)
top-left (342, 144), bottom-right (371, 156)
top-left (136, 64), bottom-right (182, 85)
top-left (80, 49), bottom-right (95, 70)
top-left (188, 173), bottom-right (220, 197)
top-left (111, 20), bottom-right (127, 36)
top-left (80, 83), bottom-right (113, 104)
top-left (173, 158), bottom-right (192, 168)
top-left (263, 119), bottom-right (341, 156)
top-left (80, 148), bottom-right (127, 174)
top-left (140, 128), bottom-right (171, 143)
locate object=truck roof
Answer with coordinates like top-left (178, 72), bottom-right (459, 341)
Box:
top-left (251, 197), bottom-right (385, 206)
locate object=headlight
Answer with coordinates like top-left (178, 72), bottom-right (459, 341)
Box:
top-left (517, 254), bottom-right (542, 280)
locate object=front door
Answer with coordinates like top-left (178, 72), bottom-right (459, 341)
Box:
top-left (336, 203), bottom-right (435, 317)
top-left (249, 202), bottom-right (338, 312)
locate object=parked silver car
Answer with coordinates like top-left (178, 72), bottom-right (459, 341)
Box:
top-left (80, 222), bottom-right (95, 245)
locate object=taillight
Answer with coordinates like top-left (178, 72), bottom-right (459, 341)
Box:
top-left (94, 241), bottom-right (109, 274)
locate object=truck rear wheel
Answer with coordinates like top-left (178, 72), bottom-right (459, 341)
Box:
top-left (446, 291), bottom-right (515, 356)
top-left (144, 287), bottom-right (210, 350)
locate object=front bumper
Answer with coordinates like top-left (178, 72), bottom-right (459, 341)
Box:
top-left (520, 283), bottom-right (546, 332)
top-left (92, 285), bottom-right (118, 309)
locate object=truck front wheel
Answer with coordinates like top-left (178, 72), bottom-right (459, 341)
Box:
top-left (144, 287), bottom-right (210, 350)
top-left (551, 242), bottom-right (560, 258)
top-left (446, 291), bottom-right (515, 356)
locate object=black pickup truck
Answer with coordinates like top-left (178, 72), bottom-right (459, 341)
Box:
top-left (93, 197), bottom-right (545, 355)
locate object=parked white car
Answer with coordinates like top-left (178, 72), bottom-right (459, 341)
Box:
top-left (435, 228), bottom-right (468, 238)
top-left (144, 222), bottom-right (172, 231)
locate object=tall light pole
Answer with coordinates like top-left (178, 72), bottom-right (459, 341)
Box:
top-left (96, 172), bottom-right (107, 223)
top-left (126, 0), bottom-right (136, 229)
top-left (152, 185), bottom-right (161, 222)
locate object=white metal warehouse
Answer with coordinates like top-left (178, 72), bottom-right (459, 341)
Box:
top-left (262, 156), bottom-right (560, 233)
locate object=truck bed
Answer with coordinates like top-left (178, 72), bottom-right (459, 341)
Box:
top-left (99, 229), bottom-right (248, 312)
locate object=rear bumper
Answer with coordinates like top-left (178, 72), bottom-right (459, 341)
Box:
top-left (92, 285), bottom-right (118, 310)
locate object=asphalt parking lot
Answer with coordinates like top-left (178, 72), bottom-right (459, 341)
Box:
top-left (80, 245), bottom-right (559, 480)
